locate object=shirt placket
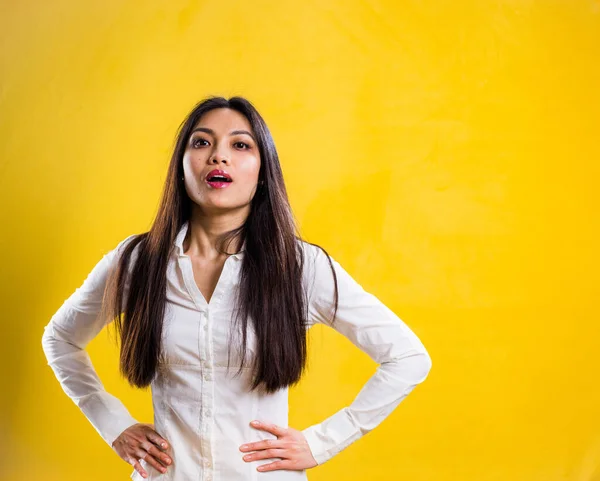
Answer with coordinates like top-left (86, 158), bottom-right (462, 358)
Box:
top-left (199, 306), bottom-right (215, 481)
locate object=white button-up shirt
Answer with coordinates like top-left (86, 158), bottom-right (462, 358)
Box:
top-left (42, 220), bottom-right (432, 480)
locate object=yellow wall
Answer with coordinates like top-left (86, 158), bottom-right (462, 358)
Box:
top-left (1, 1), bottom-right (599, 480)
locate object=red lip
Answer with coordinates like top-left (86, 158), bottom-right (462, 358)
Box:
top-left (205, 169), bottom-right (232, 182)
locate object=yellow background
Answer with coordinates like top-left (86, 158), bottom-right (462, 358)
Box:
top-left (1, 1), bottom-right (599, 480)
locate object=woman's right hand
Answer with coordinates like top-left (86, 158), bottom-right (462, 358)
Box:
top-left (112, 423), bottom-right (173, 478)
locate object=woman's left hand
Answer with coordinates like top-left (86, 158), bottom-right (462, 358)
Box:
top-left (239, 420), bottom-right (318, 472)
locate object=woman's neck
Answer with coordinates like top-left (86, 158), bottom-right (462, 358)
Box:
top-left (184, 208), bottom-right (248, 258)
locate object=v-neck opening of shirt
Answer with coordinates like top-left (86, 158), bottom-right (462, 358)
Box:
top-left (179, 254), bottom-right (231, 309)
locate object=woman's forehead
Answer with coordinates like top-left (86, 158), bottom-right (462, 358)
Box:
top-left (194, 108), bottom-right (253, 132)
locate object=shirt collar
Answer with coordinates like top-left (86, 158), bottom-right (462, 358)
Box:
top-left (174, 220), bottom-right (245, 260)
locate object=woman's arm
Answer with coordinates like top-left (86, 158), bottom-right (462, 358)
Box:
top-left (41, 234), bottom-right (140, 448)
top-left (301, 244), bottom-right (433, 465)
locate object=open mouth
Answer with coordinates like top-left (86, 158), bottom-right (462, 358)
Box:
top-left (207, 174), bottom-right (232, 183)
top-left (206, 169), bottom-right (233, 188)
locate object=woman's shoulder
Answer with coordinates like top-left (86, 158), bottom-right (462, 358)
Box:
top-left (297, 238), bottom-right (338, 263)
top-left (115, 232), bottom-right (139, 250)
top-left (296, 238), bottom-right (338, 284)
top-left (108, 232), bottom-right (139, 256)
top-left (104, 232), bottom-right (145, 271)
top-left (297, 238), bottom-right (323, 264)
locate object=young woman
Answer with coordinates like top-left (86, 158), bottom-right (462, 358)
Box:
top-left (41, 96), bottom-right (432, 480)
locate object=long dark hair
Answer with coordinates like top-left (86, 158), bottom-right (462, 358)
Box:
top-left (101, 96), bottom-right (338, 393)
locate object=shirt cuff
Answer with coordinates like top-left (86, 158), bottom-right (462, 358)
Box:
top-left (301, 408), bottom-right (363, 465)
top-left (78, 392), bottom-right (140, 447)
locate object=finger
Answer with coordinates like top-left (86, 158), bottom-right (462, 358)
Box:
top-left (239, 438), bottom-right (288, 452)
top-left (134, 446), bottom-right (166, 473)
top-left (128, 457), bottom-right (148, 478)
top-left (250, 420), bottom-right (288, 437)
top-left (142, 442), bottom-right (173, 468)
top-left (243, 448), bottom-right (286, 462)
top-left (257, 459), bottom-right (298, 472)
top-left (135, 449), bottom-right (168, 475)
top-left (145, 428), bottom-right (170, 451)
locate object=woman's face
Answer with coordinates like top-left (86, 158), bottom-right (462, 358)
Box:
top-left (182, 108), bottom-right (261, 216)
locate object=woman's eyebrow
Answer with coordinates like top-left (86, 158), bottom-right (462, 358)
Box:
top-left (191, 127), bottom-right (256, 142)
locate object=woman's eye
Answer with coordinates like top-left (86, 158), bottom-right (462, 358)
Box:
top-left (192, 138), bottom-right (209, 148)
top-left (234, 141), bottom-right (250, 149)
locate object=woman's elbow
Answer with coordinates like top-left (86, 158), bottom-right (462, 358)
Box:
top-left (41, 322), bottom-right (59, 363)
top-left (411, 348), bottom-right (432, 384)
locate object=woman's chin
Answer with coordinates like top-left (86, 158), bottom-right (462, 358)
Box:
top-left (196, 200), bottom-right (250, 215)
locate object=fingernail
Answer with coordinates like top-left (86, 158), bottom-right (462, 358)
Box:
top-left (162, 443), bottom-right (167, 448)
top-left (240, 444), bottom-right (248, 450)
top-left (251, 420), bottom-right (259, 426)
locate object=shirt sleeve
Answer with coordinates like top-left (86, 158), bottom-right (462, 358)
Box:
top-left (41, 234), bottom-right (140, 448)
top-left (301, 244), bottom-right (433, 465)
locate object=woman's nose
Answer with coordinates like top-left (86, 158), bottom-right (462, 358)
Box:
top-left (210, 154), bottom-right (229, 164)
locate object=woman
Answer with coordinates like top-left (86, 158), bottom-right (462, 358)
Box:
top-left (41, 96), bottom-right (432, 480)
